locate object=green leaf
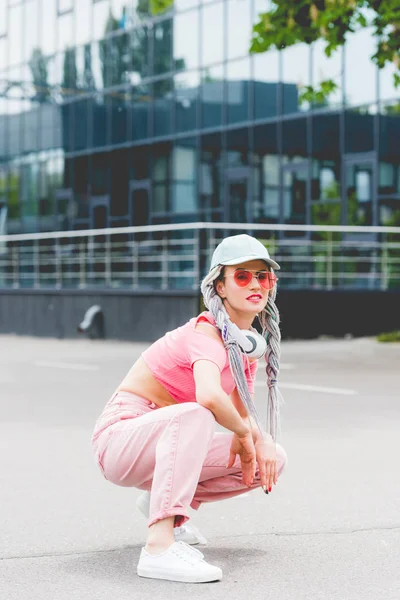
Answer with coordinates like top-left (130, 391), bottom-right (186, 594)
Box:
top-left (149, 0), bottom-right (173, 15)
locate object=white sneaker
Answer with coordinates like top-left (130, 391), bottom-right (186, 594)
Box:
top-left (136, 491), bottom-right (207, 545)
top-left (137, 541), bottom-right (222, 583)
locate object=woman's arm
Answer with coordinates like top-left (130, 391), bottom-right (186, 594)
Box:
top-left (193, 360), bottom-right (250, 438)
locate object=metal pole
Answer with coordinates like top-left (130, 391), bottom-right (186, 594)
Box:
top-left (193, 229), bottom-right (200, 290)
top-left (34, 240), bottom-right (39, 289)
top-left (161, 237), bottom-right (168, 291)
top-left (55, 239), bottom-right (61, 290)
top-left (12, 243), bottom-right (19, 289)
top-left (132, 239), bottom-right (138, 290)
top-left (327, 231), bottom-right (333, 290)
top-left (105, 233), bottom-right (112, 287)
top-left (79, 240), bottom-right (86, 288)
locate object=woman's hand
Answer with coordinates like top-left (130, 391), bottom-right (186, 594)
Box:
top-left (226, 431), bottom-right (256, 487)
top-left (254, 436), bottom-right (277, 492)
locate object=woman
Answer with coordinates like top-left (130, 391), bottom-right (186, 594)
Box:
top-left (91, 233), bottom-right (287, 583)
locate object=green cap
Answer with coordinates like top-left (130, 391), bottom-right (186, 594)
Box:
top-left (210, 234), bottom-right (280, 271)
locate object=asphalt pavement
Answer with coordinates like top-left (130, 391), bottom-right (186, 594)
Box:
top-left (0, 332), bottom-right (399, 600)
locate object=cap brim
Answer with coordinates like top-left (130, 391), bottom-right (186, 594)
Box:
top-left (216, 254), bottom-right (280, 271)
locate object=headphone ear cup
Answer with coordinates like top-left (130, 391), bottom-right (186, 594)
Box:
top-left (243, 331), bottom-right (267, 359)
top-left (228, 321), bottom-right (267, 359)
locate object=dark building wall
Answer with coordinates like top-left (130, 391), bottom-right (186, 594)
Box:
top-left (0, 290), bottom-right (199, 342)
top-left (0, 289), bottom-right (398, 342)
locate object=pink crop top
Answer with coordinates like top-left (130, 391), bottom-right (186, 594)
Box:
top-left (141, 311), bottom-right (259, 403)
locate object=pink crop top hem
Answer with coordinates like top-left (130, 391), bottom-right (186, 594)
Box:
top-left (141, 311), bottom-right (258, 403)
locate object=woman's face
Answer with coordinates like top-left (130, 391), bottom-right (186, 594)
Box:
top-left (215, 259), bottom-right (272, 317)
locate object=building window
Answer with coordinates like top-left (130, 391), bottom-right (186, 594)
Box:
top-left (172, 140), bottom-right (197, 213)
top-left (57, 0), bottom-right (74, 15)
top-left (0, 2), bottom-right (7, 38)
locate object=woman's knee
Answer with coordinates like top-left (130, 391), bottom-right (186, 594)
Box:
top-left (177, 402), bottom-right (216, 432)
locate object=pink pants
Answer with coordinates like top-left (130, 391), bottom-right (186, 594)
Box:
top-left (91, 391), bottom-right (287, 527)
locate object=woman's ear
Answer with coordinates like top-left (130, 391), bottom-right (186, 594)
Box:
top-left (215, 279), bottom-right (225, 298)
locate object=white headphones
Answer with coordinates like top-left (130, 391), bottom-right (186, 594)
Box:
top-left (224, 321), bottom-right (267, 359)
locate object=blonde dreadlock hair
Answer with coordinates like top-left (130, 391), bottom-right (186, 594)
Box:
top-left (200, 265), bottom-right (282, 441)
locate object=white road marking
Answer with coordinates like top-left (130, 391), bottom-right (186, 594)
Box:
top-left (255, 381), bottom-right (357, 395)
top-left (34, 361), bottom-right (100, 372)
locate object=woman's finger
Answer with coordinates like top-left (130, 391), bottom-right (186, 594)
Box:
top-left (258, 457), bottom-right (267, 489)
top-left (265, 460), bottom-right (273, 491)
top-left (226, 449), bottom-right (236, 469)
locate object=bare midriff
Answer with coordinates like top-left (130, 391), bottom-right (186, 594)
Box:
top-left (116, 356), bottom-right (178, 408)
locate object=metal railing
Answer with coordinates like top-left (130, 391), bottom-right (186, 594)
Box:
top-left (0, 222), bottom-right (399, 291)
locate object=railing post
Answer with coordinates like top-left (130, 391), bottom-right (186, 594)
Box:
top-left (12, 243), bottom-right (19, 289)
top-left (381, 235), bottom-right (388, 291)
top-left (34, 240), bottom-right (39, 289)
top-left (55, 239), bottom-right (61, 290)
top-left (105, 233), bottom-right (112, 287)
top-left (132, 239), bottom-right (138, 290)
top-left (161, 237), bottom-right (168, 290)
top-left (327, 231), bottom-right (333, 290)
top-left (193, 229), bottom-right (200, 290)
top-left (88, 235), bottom-right (94, 287)
top-left (79, 240), bottom-right (86, 288)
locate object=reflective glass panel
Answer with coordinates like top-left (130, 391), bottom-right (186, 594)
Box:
top-left (129, 83), bottom-right (150, 141)
top-left (58, 13), bottom-right (73, 51)
top-left (313, 40), bottom-right (343, 109)
top-left (93, 0), bottom-right (111, 41)
top-left (175, 0), bottom-right (199, 10)
top-left (131, 25), bottom-right (150, 82)
top-left (153, 18), bottom-right (173, 76)
top-left (173, 9), bottom-right (199, 71)
top-left (344, 110), bottom-right (374, 153)
top-left (345, 28), bottom-right (377, 109)
top-left (91, 42), bottom-right (103, 90)
top-left (379, 61), bottom-right (400, 107)
top-left (153, 78), bottom-right (173, 137)
top-left (0, 37), bottom-right (8, 72)
top-left (76, 0), bottom-right (92, 46)
top-left (58, 0), bottom-right (73, 12)
top-left (24, 0), bottom-right (39, 63)
top-left (227, 58), bottom-right (250, 124)
top-left (175, 71), bottom-right (199, 133)
top-left (39, 0), bottom-right (57, 56)
top-left (282, 44), bottom-right (310, 115)
top-left (200, 63), bottom-right (224, 128)
top-left (9, 5), bottom-right (23, 66)
top-left (253, 50), bottom-right (279, 119)
top-left (345, 162), bottom-right (373, 225)
top-left (0, 2), bottom-right (7, 37)
top-left (201, 1), bottom-right (224, 66)
top-left (172, 137), bottom-right (198, 222)
top-left (105, 88), bottom-right (129, 145)
top-left (227, 0), bottom-right (251, 60)
top-left (255, 152), bottom-right (280, 222)
top-left (200, 132), bottom-right (223, 217)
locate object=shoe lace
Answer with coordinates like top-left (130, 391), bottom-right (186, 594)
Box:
top-left (173, 541), bottom-right (204, 565)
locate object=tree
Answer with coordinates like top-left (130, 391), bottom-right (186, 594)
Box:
top-left (152, 0), bottom-right (400, 106)
top-left (250, 0), bottom-right (400, 105)
top-left (28, 48), bottom-right (51, 103)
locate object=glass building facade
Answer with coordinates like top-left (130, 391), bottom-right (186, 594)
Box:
top-left (1, 0), bottom-right (400, 235)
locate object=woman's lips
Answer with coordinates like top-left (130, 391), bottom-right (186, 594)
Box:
top-left (246, 295), bottom-right (262, 303)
